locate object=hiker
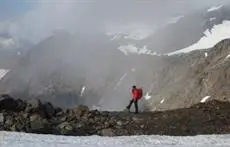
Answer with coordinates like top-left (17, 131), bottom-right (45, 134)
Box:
top-left (126, 85), bottom-right (143, 113)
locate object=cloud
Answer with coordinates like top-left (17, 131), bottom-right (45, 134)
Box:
top-left (0, 37), bottom-right (16, 49)
top-left (0, 0), bottom-right (229, 44)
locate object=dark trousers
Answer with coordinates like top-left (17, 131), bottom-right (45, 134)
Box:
top-left (126, 99), bottom-right (138, 113)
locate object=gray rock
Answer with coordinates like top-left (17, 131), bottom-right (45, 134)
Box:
top-left (30, 114), bottom-right (44, 131)
top-left (60, 116), bottom-right (67, 122)
top-left (71, 105), bottom-right (89, 117)
top-left (5, 119), bottom-right (14, 126)
top-left (4, 115), bottom-right (14, 126)
top-left (58, 122), bottom-right (73, 131)
top-left (10, 124), bottom-right (17, 131)
top-left (55, 111), bottom-right (63, 116)
top-left (16, 99), bottom-right (26, 111)
top-left (26, 99), bottom-right (41, 110)
top-left (116, 120), bottom-right (123, 126)
top-left (76, 122), bottom-right (84, 128)
top-left (132, 116), bottom-right (143, 122)
top-left (0, 113), bottom-right (4, 123)
top-left (15, 122), bottom-right (25, 131)
top-left (104, 121), bottom-right (110, 128)
top-left (43, 102), bottom-right (55, 118)
top-left (23, 113), bottom-right (29, 119)
top-left (0, 96), bottom-right (18, 111)
top-left (101, 128), bottom-right (115, 136)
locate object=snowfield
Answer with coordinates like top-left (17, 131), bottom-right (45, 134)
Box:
top-left (168, 20), bottom-right (230, 55)
top-left (1, 131), bottom-right (230, 147)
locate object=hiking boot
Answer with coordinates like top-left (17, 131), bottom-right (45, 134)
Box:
top-left (125, 107), bottom-right (130, 112)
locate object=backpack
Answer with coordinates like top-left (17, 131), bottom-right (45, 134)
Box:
top-left (136, 88), bottom-right (143, 99)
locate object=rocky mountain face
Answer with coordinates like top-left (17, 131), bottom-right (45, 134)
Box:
top-left (1, 95), bottom-right (230, 136)
top-left (147, 39), bottom-right (230, 111)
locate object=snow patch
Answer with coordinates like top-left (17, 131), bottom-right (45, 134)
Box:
top-left (225, 54), bottom-right (230, 59)
top-left (144, 92), bottom-right (151, 100)
top-left (209, 17), bottom-right (216, 21)
top-left (0, 69), bottom-right (9, 80)
top-left (118, 44), bottom-right (159, 56)
top-left (80, 86), bottom-right (86, 96)
top-left (160, 99), bottom-right (165, 104)
top-left (205, 52), bottom-right (208, 57)
top-left (201, 96), bottom-right (211, 103)
top-left (167, 21), bottom-right (230, 55)
top-left (207, 5), bottom-right (223, 12)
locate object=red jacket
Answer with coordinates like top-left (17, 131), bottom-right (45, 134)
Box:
top-left (132, 88), bottom-right (138, 100)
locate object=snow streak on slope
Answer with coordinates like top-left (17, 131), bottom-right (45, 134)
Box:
top-left (207, 5), bottom-right (223, 12)
top-left (2, 131), bottom-right (230, 147)
top-left (80, 86), bottom-right (86, 97)
top-left (114, 72), bottom-right (128, 90)
top-left (168, 21), bottom-right (230, 55)
top-left (201, 96), bottom-right (211, 103)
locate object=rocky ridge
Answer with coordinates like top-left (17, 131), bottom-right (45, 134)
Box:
top-left (1, 95), bottom-right (230, 136)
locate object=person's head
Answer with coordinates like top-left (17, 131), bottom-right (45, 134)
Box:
top-left (132, 85), bottom-right (136, 89)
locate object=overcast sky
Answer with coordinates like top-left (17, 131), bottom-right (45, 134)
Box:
top-left (0, 0), bottom-right (230, 43)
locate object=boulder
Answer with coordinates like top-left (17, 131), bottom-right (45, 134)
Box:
top-left (70, 105), bottom-right (89, 118)
top-left (10, 124), bottom-right (17, 131)
top-left (29, 114), bottom-right (45, 131)
top-left (116, 120), bottom-right (124, 126)
top-left (5, 115), bottom-right (14, 126)
top-left (15, 99), bottom-right (26, 111)
top-left (57, 122), bottom-right (74, 135)
top-left (14, 121), bottom-right (25, 131)
top-left (26, 99), bottom-right (41, 110)
top-left (0, 95), bottom-right (19, 111)
top-left (58, 122), bottom-right (73, 130)
top-left (26, 99), bottom-right (47, 117)
top-left (42, 102), bottom-right (55, 118)
top-left (101, 128), bottom-right (115, 136)
top-left (75, 122), bottom-right (85, 128)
